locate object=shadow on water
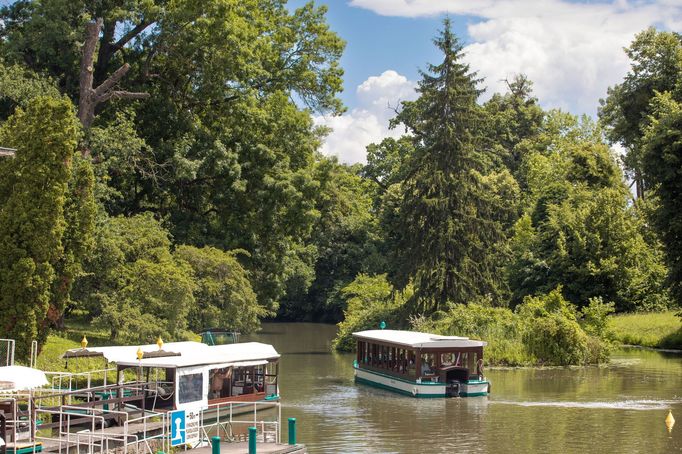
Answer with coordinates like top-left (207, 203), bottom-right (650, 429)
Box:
top-left (247, 322), bottom-right (682, 453)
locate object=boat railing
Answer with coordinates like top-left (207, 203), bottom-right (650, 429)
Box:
top-left (44, 367), bottom-right (118, 394)
top-left (33, 381), bottom-right (157, 419)
top-left (0, 339), bottom-right (15, 366)
top-left (199, 400), bottom-right (281, 445)
top-left (0, 392), bottom-right (33, 452)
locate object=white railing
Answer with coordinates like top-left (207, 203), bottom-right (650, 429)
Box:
top-left (199, 400), bottom-right (281, 446)
top-left (0, 393), bottom-right (34, 451)
top-left (35, 404), bottom-right (167, 454)
top-left (45, 368), bottom-right (117, 394)
top-left (0, 339), bottom-right (15, 366)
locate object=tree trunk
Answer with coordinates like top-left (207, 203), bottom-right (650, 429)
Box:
top-left (77, 19), bottom-right (150, 132)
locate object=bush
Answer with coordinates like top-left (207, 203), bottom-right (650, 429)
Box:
top-left (517, 288), bottom-right (611, 365)
top-left (412, 303), bottom-right (529, 366)
top-left (524, 314), bottom-right (590, 365)
top-left (332, 274), bottom-right (412, 351)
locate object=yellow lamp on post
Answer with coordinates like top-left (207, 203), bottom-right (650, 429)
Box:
top-left (156, 337), bottom-right (164, 351)
top-left (81, 336), bottom-right (88, 350)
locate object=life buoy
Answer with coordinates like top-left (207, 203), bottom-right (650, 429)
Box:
top-left (412, 386), bottom-right (418, 397)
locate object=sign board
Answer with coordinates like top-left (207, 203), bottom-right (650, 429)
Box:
top-left (185, 407), bottom-right (201, 445)
top-left (170, 410), bottom-right (186, 447)
top-left (170, 406), bottom-right (202, 447)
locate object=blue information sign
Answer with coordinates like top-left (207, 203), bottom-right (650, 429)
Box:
top-left (170, 409), bottom-right (186, 446)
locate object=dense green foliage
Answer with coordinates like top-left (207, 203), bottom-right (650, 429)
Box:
top-left (74, 213), bottom-right (195, 343)
top-left (0, 97), bottom-right (80, 357)
top-left (601, 28), bottom-right (682, 310)
top-left (332, 274), bottom-right (413, 352)
top-left (333, 22), bottom-right (677, 363)
top-left (641, 92), bottom-right (682, 308)
top-left (175, 245), bottom-right (264, 334)
top-left (0, 6), bottom-right (680, 365)
top-left (599, 28), bottom-right (682, 197)
top-left (507, 114), bottom-right (669, 311)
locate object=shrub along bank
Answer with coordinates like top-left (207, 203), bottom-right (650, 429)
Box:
top-left (333, 275), bottom-right (613, 366)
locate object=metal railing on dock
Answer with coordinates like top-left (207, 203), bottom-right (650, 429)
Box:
top-left (198, 401), bottom-right (281, 446)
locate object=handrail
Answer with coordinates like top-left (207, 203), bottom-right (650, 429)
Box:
top-left (0, 339), bottom-right (15, 366)
top-left (198, 400), bottom-right (280, 446)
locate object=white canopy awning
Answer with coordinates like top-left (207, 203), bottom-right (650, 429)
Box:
top-left (0, 365), bottom-right (49, 392)
top-left (353, 330), bottom-right (487, 349)
top-left (64, 341), bottom-right (280, 369)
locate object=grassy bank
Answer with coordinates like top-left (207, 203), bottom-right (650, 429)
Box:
top-left (609, 312), bottom-right (682, 349)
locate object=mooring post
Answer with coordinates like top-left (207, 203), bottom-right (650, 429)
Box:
top-left (288, 417), bottom-right (296, 445)
top-left (211, 436), bottom-right (221, 454)
top-left (248, 427), bottom-right (257, 454)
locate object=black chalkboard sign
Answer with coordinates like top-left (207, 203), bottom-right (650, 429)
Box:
top-left (178, 373), bottom-right (203, 404)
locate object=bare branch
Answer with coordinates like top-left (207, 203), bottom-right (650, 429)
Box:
top-left (78, 18), bottom-right (150, 132)
top-left (111, 20), bottom-right (153, 54)
top-left (93, 63), bottom-right (131, 99)
top-left (98, 90), bottom-right (150, 103)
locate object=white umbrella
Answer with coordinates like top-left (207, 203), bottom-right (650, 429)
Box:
top-left (0, 365), bottom-right (48, 391)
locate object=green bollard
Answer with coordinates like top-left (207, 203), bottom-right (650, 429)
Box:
top-left (248, 427), bottom-right (257, 454)
top-left (211, 436), bottom-right (220, 454)
top-left (288, 418), bottom-right (296, 445)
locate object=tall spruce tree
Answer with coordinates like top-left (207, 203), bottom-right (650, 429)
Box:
top-left (395, 20), bottom-right (508, 312)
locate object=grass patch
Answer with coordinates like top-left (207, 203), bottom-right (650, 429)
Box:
top-left (608, 311), bottom-right (682, 349)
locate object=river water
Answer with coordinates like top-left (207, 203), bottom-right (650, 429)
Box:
top-left (245, 322), bottom-right (682, 453)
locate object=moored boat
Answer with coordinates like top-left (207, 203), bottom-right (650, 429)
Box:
top-left (352, 329), bottom-right (490, 398)
top-left (63, 340), bottom-right (281, 412)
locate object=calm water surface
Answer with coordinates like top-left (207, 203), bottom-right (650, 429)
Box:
top-left (245, 323), bottom-right (682, 453)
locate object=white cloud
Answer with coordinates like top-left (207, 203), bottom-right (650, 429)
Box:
top-left (350, 0), bottom-right (682, 115)
top-left (314, 70), bottom-right (417, 164)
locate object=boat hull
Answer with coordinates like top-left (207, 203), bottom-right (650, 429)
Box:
top-left (354, 366), bottom-right (489, 398)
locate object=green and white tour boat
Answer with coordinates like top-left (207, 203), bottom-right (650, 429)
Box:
top-left (352, 329), bottom-right (490, 398)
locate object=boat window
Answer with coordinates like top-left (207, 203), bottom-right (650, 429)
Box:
top-left (209, 367), bottom-right (233, 399)
top-left (178, 373), bottom-right (203, 404)
top-left (265, 362), bottom-right (278, 385)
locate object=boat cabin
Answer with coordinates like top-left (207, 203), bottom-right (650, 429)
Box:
top-left (200, 329), bottom-right (241, 346)
top-left (63, 341), bottom-right (280, 410)
top-left (352, 330), bottom-right (489, 398)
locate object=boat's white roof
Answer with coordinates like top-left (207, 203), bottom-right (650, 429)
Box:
top-left (352, 330), bottom-right (487, 349)
top-left (65, 341), bottom-right (280, 368)
top-left (0, 365), bottom-right (49, 392)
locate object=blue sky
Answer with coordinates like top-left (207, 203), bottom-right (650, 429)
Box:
top-left (289, 0), bottom-right (471, 109)
top-left (305, 0), bottom-right (682, 163)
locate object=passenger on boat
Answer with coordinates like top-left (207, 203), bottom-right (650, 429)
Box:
top-left (211, 369), bottom-right (226, 398)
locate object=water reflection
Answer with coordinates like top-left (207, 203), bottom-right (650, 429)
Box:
top-left (246, 323), bottom-right (682, 453)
